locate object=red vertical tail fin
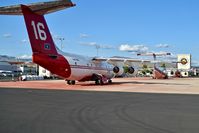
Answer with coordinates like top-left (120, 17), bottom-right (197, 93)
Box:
top-left (0, 1), bottom-right (75, 78)
top-left (20, 4), bottom-right (71, 78)
top-left (21, 5), bottom-right (58, 55)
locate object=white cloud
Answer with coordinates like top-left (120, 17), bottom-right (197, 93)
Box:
top-left (119, 44), bottom-right (149, 53)
top-left (80, 42), bottom-right (97, 46)
top-left (156, 44), bottom-right (169, 48)
top-left (3, 33), bottom-right (12, 38)
top-left (80, 33), bottom-right (89, 38)
top-left (79, 42), bottom-right (115, 49)
top-left (21, 39), bottom-right (29, 43)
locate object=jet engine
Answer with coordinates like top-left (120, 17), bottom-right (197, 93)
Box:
top-left (127, 66), bottom-right (138, 76)
top-left (113, 66), bottom-right (124, 76)
top-left (128, 66), bottom-right (135, 74)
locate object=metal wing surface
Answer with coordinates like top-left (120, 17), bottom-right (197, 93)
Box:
top-left (0, 0), bottom-right (75, 15)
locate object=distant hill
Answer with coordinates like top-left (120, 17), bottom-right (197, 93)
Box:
top-left (0, 55), bottom-right (32, 62)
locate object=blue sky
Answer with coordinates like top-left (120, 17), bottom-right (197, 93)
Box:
top-left (0, 0), bottom-right (199, 65)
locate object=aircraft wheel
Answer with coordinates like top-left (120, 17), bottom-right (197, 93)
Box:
top-left (100, 80), bottom-right (104, 85)
top-left (95, 80), bottom-right (100, 85)
top-left (108, 79), bottom-right (112, 84)
top-left (67, 80), bottom-right (76, 85)
top-left (95, 79), bottom-right (103, 85)
top-left (71, 80), bottom-right (76, 85)
top-left (67, 80), bottom-right (71, 85)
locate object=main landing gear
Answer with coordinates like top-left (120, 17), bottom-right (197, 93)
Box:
top-left (92, 73), bottom-right (113, 85)
top-left (67, 80), bottom-right (76, 85)
top-left (95, 79), bottom-right (112, 85)
top-left (66, 74), bottom-right (113, 85)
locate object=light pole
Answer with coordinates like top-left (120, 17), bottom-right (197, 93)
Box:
top-left (57, 37), bottom-right (64, 50)
top-left (95, 45), bottom-right (100, 57)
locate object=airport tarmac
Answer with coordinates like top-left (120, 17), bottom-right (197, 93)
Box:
top-left (1, 77), bottom-right (199, 133)
top-left (1, 86), bottom-right (199, 133)
top-left (0, 77), bottom-right (199, 94)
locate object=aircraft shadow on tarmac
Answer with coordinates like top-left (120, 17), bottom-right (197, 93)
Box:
top-left (81, 81), bottom-right (189, 86)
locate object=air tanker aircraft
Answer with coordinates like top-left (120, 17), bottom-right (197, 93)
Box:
top-left (0, 0), bottom-right (148, 85)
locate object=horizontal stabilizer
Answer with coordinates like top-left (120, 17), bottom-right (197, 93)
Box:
top-left (0, 0), bottom-right (75, 15)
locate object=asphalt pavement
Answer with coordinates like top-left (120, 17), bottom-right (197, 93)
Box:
top-left (0, 88), bottom-right (199, 133)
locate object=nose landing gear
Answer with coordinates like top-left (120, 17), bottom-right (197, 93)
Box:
top-left (67, 80), bottom-right (76, 85)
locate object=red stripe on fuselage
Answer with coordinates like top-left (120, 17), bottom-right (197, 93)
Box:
top-left (70, 65), bottom-right (111, 71)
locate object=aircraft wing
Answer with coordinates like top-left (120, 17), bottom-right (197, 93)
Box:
top-left (92, 57), bottom-right (150, 66)
top-left (0, 0), bottom-right (75, 15)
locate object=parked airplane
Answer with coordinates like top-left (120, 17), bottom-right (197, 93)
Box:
top-left (0, 0), bottom-right (146, 85)
top-left (137, 52), bottom-right (171, 79)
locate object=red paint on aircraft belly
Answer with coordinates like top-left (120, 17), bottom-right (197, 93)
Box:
top-left (32, 53), bottom-right (71, 78)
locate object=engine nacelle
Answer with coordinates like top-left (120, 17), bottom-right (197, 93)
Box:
top-left (113, 66), bottom-right (124, 76)
top-left (128, 66), bottom-right (135, 74)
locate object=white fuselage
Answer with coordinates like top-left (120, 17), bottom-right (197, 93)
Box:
top-left (58, 49), bottom-right (115, 81)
